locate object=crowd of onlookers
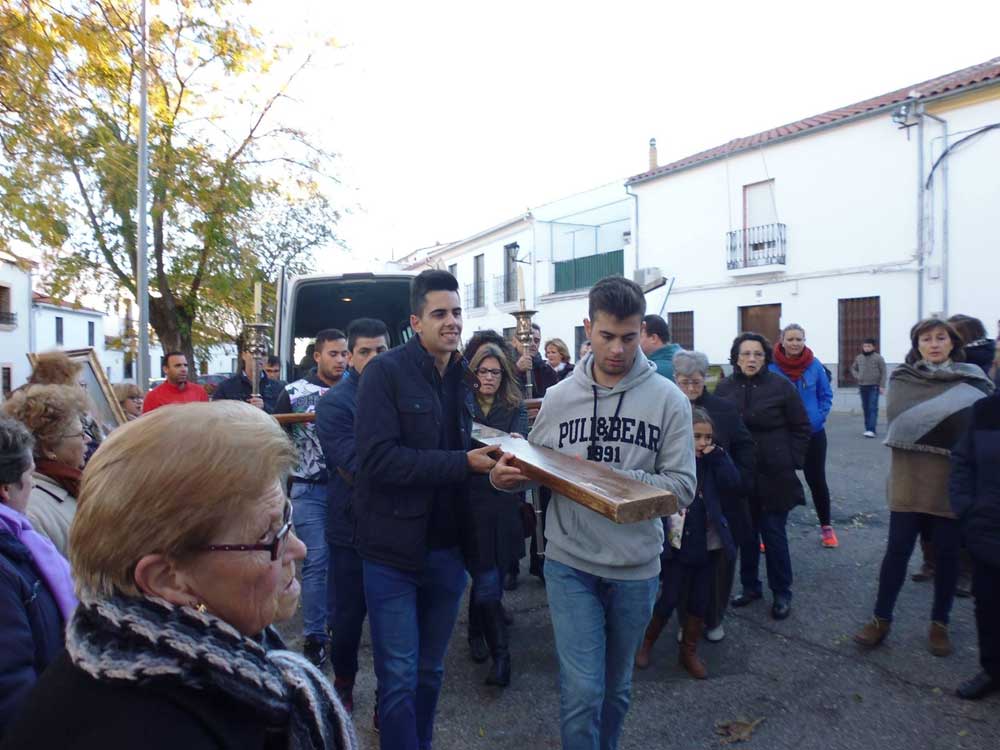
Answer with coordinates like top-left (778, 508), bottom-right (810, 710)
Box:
top-left (1, 279), bottom-right (999, 749)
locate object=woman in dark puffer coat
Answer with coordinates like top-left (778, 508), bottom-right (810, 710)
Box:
top-left (715, 333), bottom-right (811, 621)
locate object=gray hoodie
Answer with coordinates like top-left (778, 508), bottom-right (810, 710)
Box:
top-left (529, 349), bottom-right (696, 580)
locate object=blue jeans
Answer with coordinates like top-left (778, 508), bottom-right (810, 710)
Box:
top-left (471, 567), bottom-right (502, 605)
top-left (874, 511), bottom-right (960, 624)
top-left (545, 557), bottom-right (659, 750)
top-left (364, 548), bottom-right (468, 750)
top-left (859, 385), bottom-right (880, 434)
top-left (740, 510), bottom-right (792, 602)
top-left (290, 481), bottom-right (329, 639)
top-left (328, 544), bottom-right (367, 682)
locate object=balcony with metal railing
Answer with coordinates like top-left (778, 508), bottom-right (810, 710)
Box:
top-left (0, 311), bottom-right (17, 326)
top-left (465, 281), bottom-right (486, 310)
top-left (726, 223), bottom-right (787, 272)
top-left (492, 274), bottom-right (518, 306)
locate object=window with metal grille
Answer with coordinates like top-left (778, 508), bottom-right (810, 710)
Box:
top-left (472, 254), bottom-right (485, 308)
top-left (55, 316), bottom-right (64, 346)
top-left (88, 321), bottom-right (95, 347)
top-left (554, 249), bottom-right (624, 293)
top-left (1, 366), bottom-right (11, 398)
top-left (838, 296), bottom-right (880, 386)
top-left (668, 311), bottom-right (694, 350)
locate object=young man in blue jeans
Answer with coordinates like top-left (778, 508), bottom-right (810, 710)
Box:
top-left (354, 270), bottom-right (499, 750)
top-left (273, 328), bottom-right (349, 667)
top-left (493, 276), bottom-right (696, 750)
top-left (315, 318), bottom-right (390, 721)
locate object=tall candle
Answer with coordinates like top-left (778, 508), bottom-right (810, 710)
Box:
top-left (253, 282), bottom-right (262, 322)
top-left (517, 265), bottom-right (525, 307)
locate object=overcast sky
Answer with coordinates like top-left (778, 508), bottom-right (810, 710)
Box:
top-left (123, 1), bottom-right (1000, 276)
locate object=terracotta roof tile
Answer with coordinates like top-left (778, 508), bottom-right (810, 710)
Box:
top-left (628, 56), bottom-right (1000, 184)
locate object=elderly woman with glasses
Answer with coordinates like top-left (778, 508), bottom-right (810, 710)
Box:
top-left (1, 401), bottom-right (358, 750)
top-left (112, 382), bottom-right (144, 422)
top-left (2, 385), bottom-right (89, 557)
top-left (715, 333), bottom-right (811, 621)
top-left (461, 343), bottom-right (528, 688)
top-left (670, 350), bottom-right (755, 641)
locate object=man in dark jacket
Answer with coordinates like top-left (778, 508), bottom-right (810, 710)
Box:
top-left (513, 322), bottom-right (558, 398)
top-left (315, 318), bottom-right (389, 719)
top-left (354, 270), bottom-right (497, 750)
top-left (211, 354), bottom-right (285, 413)
top-left (950, 393), bottom-right (1000, 700)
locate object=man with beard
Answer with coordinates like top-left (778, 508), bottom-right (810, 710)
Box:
top-left (354, 270), bottom-right (498, 750)
top-left (273, 329), bottom-right (349, 667)
top-left (141, 352), bottom-right (208, 413)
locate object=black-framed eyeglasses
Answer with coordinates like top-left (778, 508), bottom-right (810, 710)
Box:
top-left (201, 499), bottom-right (294, 562)
top-left (476, 367), bottom-right (503, 378)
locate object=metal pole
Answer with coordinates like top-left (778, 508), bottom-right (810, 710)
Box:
top-left (136, 0), bottom-right (150, 389)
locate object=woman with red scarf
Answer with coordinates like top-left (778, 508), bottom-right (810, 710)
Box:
top-left (2, 385), bottom-right (88, 557)
top-left (769, 324), bottom-right (836, 548)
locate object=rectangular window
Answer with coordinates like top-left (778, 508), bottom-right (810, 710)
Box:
top-left (503, 243), bottom-right (519, 303)
top-left (502, 326), bottom-right (516, 344)
top-left (55, 316), bottom-right (64, 346)
top-left (88, 320), bottom-right (95, 347)
top-left (448, 263), bottom-right (457, 279)
top-left (124, 355), bottom-right (134, 380)
top-left (668, 311), bottom-right (695, 350)
top-left (1, 366), bottom-right (11, 398)
top-left (473, 254), bottom-right (485, 308)
top-left (0, 285), bottom-right (10, 312)
top-left (743, 179), bottom-right (777, 229)
top-left (838, 296), bottom-right (880, 386)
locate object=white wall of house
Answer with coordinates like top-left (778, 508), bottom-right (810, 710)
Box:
top-left (631, 84), bottom-right (1000, 394)
top-left (0, 258), bottom-right (33, 394)
top-left (33, 303), bottom-right (109, 375)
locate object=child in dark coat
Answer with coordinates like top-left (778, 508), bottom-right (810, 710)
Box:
top-left (634, 407), bottom-right (742, 678)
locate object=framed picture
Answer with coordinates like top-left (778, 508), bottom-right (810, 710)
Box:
top-left (27, 347), bottom-right (127, 428)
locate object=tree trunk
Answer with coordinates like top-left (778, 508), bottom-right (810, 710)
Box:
top-left (149, 295), bottom-right (195, 374)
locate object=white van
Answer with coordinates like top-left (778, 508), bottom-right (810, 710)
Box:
top-left (274, 272), bottom-right (414, 380)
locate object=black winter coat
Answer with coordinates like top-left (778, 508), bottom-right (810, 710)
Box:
top-left (354, 335), bottom-right (473, 572)
top-left (462, 398), bottom-right (528, 574)
top-left (517, 353), bottom-right (559, 398)
top-left (211, 372), bottom-right (285, 414)
top-left (950, 393), bottom-right (1000, 567)
top-left (0, 652), bottom-right (286, 750)
top-left (316, 369), bottom-right (360, 549)
top-left (664, 447), bottom-right (742, 566)
top-left (0, 531), bottom-right (65, 738)
top-left (693, 390), bottom-right (756, 543)
top-left (715, 368), bottom-right (811, 513)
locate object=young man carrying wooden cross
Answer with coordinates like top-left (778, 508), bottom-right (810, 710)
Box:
top-left (492, 275), bottom-right (696, 750)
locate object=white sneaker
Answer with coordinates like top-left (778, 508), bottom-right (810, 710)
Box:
top-left (676, 628), bottom-right (683, 643)
top-left (705, 624), bottom-right (725, 642)
top-left (863, 431), bottom-right (876, 438)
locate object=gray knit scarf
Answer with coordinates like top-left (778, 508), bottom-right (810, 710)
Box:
top-left (66, 593), bottom-right (358, 750)
top-left (885, 360), bottom-right (995, 456)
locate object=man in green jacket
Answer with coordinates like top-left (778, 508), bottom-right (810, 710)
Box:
top-left (641, 314), bottom-right (682, 382)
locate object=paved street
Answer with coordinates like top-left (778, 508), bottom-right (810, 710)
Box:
top-left (278, 413), bottom-right (1000, 749)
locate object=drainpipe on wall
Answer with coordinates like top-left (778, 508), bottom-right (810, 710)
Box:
top-left (27, 267), bottom-right (36, 354)
top-left (916, 113), bottom-right (925, 320)
top-left (625, 183), bottom-right (639, 272)
top-left (924, 110), bottom-right (949, 316)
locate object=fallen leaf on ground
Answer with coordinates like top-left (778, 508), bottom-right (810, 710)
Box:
top-left (715, 717), bottom-right (765, 745)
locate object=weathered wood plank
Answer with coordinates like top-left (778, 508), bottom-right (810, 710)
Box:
top-left (273, 412), bottom-right (315, 425)
top-left (472, 423), bottom-right (678, 524)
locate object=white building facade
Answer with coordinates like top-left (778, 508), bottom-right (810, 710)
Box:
top-left (627, 57), bottom-right (1000, 399)
top-left (0, 252), bottom-right (34, 396)
top-left (400, 182), bottom-right (642, 358)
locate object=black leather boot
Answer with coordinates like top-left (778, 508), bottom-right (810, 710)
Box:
top-left (481, 601), bottom-right (511, 687)
top-left (467, 596), bottom-right (488, 664)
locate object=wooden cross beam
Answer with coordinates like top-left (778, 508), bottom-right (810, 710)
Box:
top-left (472, 423), bottom-right (678, 524)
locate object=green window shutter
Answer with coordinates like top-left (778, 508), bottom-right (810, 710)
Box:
top-left (553, 249), bottom-right (624, 293)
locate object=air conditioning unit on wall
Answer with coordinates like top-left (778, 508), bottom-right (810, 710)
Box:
top-left (633, 267), bottom-right (663, 287)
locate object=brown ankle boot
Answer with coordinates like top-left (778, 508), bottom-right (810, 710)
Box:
top-left (678, 616), bottom-right (708, 679)
top-left (634, 613), bottom-right (667, 669)
top-left (853, 616), bottom-right (891, 647)
top-left (929, 621), bottom-right (952, 657)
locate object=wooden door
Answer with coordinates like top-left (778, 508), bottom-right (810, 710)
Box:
top-left (739, 304), bottom-right (781, 346)
top-left (838, 296), bottom-right (880, 386)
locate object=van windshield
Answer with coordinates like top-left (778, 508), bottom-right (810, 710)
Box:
top-left (288, 274), bottom-right (413, 376)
